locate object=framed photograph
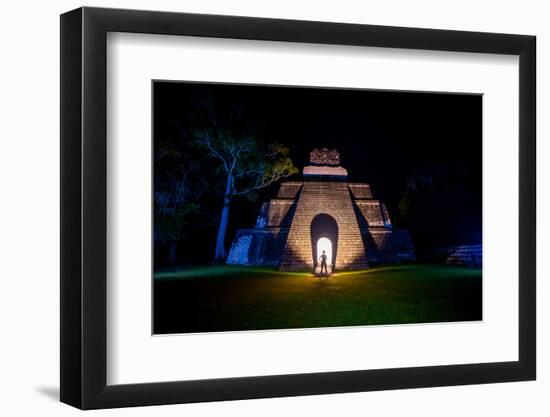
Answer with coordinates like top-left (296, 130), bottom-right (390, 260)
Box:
top-left (60, 7), bottom-right (536, 409)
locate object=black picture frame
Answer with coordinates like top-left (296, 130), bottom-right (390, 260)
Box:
top-left (60, 6), bottom-right (536, 409)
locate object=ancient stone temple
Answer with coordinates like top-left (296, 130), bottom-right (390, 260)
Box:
top-left (227, 148), bottom-right (415, 272)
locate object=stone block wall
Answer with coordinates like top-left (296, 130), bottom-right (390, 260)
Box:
top-left (226, 228), bottom-right (290, 266)
top-left (277, 181), bottom-right (303, 199)
top-left (445, 244), bottom-right (482, 268)
top-left (355, 200), bottom-right (385, 227)
top-left (380, 203), bottom-right (392, 228)
top-left (421, 244), bottom-right (482, 268)
top-left (280, 180), bottom-right (369, 271)
top-left (267, 200), bottom-right (296, 227)
top-left (361, 228), bottom-right (416, 264)
top-left (349, 183), bottom-right (373, 199)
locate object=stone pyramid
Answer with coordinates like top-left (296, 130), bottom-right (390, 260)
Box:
top-left (227, 148), bottom-right (415, 272)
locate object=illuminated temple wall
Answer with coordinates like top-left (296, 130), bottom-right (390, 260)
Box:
top-left (226, 150), bottom-right (415, 270)
top-left (278, 180), bottom-right (369, 271)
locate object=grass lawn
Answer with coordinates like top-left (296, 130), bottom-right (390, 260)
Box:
top-left (154, 264), bottom-right (482, 334)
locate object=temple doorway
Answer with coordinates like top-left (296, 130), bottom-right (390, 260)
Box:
top-left (316, 237), bottom-right (333, 275)
top-left (310, 213), bottom-right (338, 275)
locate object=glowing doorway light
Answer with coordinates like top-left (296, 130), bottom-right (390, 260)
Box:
top-left (316, 237), bottom-right (333, 275)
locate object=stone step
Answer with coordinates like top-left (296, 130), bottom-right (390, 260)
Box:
top-left (445, 244), bottom-right (482, 268)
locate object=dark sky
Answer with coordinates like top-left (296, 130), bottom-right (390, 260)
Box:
top-left (154, 81), bottom-right (482, 264)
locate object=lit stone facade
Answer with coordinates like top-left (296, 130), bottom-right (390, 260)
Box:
top-left (227, 149), bottom-right (415, 271)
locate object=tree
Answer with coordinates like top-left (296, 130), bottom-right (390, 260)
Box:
top-left (397, 162), bottom-right (481, 250)
top-left (188, 99), bottom-right (298, 261)
top-left (154, 144), bottom-right (203, 265)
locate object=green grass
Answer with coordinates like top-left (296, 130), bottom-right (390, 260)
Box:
top-left (154, 264), bottom-right (482, 334)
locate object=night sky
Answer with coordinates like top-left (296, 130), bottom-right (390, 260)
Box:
top-left (154, 81), bottom-right (482, 266)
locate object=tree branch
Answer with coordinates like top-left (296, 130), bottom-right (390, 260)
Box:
top-left (197, 133), bottom-right (230, 173)
top-left (232, 170), bottom-right (293, 196)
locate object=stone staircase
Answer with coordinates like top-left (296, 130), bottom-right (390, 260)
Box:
top-left (445, 244), bottom-right (482, 268)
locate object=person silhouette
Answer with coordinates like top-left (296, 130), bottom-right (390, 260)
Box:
top-left (319, 250), bottom-right (328, 277)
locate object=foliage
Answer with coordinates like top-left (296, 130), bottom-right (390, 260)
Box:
top-left (153, 142), bottom-right (203, 250)
top-left (397, 162), bottom-right (481, 248)
top-left (185, 92), bottom-right (299, 197)
top-left (177, 92), bottom-right (298, 261)
top-left (193, 130), bottom-right (298, 197)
